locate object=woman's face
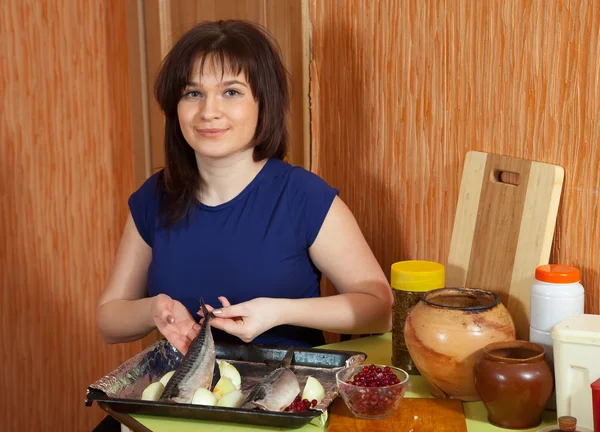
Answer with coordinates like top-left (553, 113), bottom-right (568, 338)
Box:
top-left (177, 57), bottom-right (259, 161)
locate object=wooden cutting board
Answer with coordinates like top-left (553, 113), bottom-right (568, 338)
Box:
top-left (446, 151), bottom-right (564, 340)
top-left (327, 398), bottom-right (467, 431)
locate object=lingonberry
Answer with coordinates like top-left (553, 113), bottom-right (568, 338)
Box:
top-left (285, 393), bottom-right (320, 412)
top-left (339, 364), bottom-right (406, 417)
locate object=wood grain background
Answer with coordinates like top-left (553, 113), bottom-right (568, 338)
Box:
top-left (310, 0), bottom-right (600, 316)
top-left (0, 1), bottom-right (141, 430)
top-left (3, 0), bottom-right (600, 429)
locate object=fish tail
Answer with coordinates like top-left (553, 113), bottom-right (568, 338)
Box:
top-left (199, 297), bottom-right (211, 319)
top-left (282, 348), bottom-right (294, 369)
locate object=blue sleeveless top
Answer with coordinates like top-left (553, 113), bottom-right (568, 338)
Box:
top-left (128, 158), bottom-right (338, 347)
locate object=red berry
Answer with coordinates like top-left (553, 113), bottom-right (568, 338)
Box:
top-left (311, 399), bottom-right (318, 407)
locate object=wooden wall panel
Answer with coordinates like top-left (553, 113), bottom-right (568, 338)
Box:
top-left (127, 0), bottom-right (152, 186)
top-left (141, 0), bottom-right (310, 172)
top-left (265, 0), bottom-right (311, 168)
top-left (0, 1), bottom-right (141, 430)
top-left (170, 0), bottom-right (266, 37)
top-left (311, 0), bottom-right (600, 315)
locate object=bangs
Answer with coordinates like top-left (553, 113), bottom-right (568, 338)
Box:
top-left (190, 51), bottom-right (251, 85)
top-left (156, 31), bottom-right (262, 118)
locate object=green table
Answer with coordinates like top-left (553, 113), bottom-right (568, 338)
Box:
top-left (124, 333), bottom-right (557, 431)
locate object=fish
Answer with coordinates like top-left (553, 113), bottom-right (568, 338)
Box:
top-left (241, 348), bottom-right (300, 412)
top-left (159, 297), bottom-right (216, 404)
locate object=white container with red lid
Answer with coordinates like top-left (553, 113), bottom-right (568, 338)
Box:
top-left (530, 264), bottom-right (584, 410)
top-left (530, 265), bottom-right (584, 335)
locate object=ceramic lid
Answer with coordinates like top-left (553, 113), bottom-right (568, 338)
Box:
top-left (551, 314), bottom-right (600, 345)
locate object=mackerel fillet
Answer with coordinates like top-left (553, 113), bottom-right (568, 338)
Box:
top-left (241, 367), bottom-right (300, 411)
top-left (159, 298), bottom-right (216, 404)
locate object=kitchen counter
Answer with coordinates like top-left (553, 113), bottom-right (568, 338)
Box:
top-left (122, 333), bottom-right (557, 431)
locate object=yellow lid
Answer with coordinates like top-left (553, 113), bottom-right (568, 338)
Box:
top-left (390, 260), bottom-right (445, 292)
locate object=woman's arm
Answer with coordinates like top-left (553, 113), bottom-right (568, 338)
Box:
top-left (286, 196), bottom-right (393, 334)
top-left (209, 196), bottom-right (393, 341)
top-left (96, 213), bottom-right (155, 343)
top-left (98, 213), bottom-right (202, 353)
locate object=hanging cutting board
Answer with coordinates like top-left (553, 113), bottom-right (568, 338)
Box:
top-left (327, 397), bottom-right (467, 431)
top-left (446, 151), bottom-right (564, 340)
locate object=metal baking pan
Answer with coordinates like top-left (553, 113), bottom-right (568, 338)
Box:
top-left (85, 339), bottom-right (367, 429)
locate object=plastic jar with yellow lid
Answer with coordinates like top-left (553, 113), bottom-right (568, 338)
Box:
top-left (390, 260), bottom-right (445, 374)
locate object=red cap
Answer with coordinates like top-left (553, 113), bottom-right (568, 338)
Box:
top-left (535, 265), bottom-right (580, 284)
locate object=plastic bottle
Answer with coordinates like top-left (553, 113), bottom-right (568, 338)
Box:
top-left (529, 264), bottom-right (584, 410)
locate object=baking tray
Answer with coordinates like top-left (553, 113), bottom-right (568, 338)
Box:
top-left (85, 339), bottom-right (367, 429)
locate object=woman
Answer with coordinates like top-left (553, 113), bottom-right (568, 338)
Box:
top-left (97, 20), bottom-right (392, 355)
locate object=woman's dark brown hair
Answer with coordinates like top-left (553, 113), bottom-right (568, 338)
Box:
top-left (154, 20), bottom-right (290, 226)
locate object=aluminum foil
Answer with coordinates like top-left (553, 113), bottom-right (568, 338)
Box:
top-left (88, 339), bottom-right (366, 414)
top-left (89, 340), bottom-right (183, 400)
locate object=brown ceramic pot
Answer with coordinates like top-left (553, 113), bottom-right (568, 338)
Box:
top-left (473, 340), bottom-right (553, 429)
top-left (404, 287), bottom-right (516, 401)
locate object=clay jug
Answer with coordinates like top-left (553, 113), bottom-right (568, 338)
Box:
top-left (473, 340), bottom-right (553, 429)
top-left (404, 287), bottom-right (515, 401)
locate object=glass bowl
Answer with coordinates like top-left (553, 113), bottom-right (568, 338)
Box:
top-left (335, 364), bottom-right (409, 420)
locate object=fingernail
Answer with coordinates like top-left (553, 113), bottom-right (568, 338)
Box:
top-left (213, 309), bottom-right (222, 314)
top-left (166, 315), bottom-right (175, 324)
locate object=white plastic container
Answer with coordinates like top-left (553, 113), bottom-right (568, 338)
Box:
top-left (530, 265), bottom-right (584, 369)
top-left (530, 265), bottom-right (584, 410)
top-left (552, 314), bottom-right (600, 430)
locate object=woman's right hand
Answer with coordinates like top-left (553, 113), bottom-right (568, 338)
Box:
top-left (151, 294), bottom-right (200, 355)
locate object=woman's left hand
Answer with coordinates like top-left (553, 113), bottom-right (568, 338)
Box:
top-left (199, 296), bottom-right (280, 343)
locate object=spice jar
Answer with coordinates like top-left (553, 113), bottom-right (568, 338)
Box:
top-left (536, 415), bottom-right (594, 432)
top-left (390, 260), bottom-right (444, 374)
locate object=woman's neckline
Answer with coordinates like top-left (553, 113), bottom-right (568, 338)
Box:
top-left (196, 158), bottom-right (276, 211)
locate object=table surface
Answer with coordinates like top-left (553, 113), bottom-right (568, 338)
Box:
top-left (126, 333), bottom-right (558, 431)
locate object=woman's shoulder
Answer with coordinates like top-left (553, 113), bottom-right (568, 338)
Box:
top-left (268, 159), bottom-right (337, 195)
top-left (127, 171), bottom-right (164, 247)
top-left (266, 159), bottom-right (338, 246)
top-left (130, 170), bottom-right (163, 202)
top-left (127, 170), bottom-right (163, 225)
